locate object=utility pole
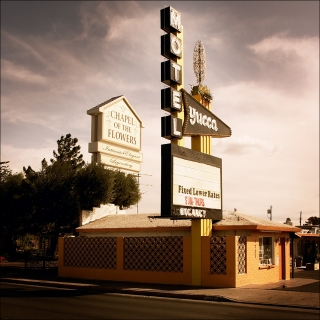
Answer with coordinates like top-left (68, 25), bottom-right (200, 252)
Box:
top-left (267, 205), bottom-right (272, 221)
top-left (300, 211), bottom-right (302, 226)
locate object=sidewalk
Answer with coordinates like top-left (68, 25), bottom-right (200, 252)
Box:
top-left (1, 262), bottom-right (319, 310)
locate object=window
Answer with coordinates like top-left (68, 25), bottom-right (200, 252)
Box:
top-left (259, 237), bottom-right (273, 265)
top-left (238, 236), bottom-right (246, 274)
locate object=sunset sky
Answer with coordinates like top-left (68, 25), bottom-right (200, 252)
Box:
top-left (1, 1), bottom-right (319, 224)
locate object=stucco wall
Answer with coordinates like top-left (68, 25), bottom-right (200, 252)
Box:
top-left (59, 231), bottom-right (292, 287)
top-left (201, 236), bottom-right (236, 287)
top-left (235, 232), bottom-right (291, 287)
top-left (58, 236), bottom-right (192, 285)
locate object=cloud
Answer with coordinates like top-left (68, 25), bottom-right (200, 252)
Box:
top-left (1, 143), bottom-right (54, 173)
top-left (249, 33), bottom-right (319, 63)
top-left (219, 135), bottom-right (283, 155)
top-left (1, 30), bottom-right (51, 68)
top-left (1, 59), bottom-right (48, 84)
top-left (1, 2), bottom-right (161, 127)
top-left (247, 34), bottom-right (319, 93)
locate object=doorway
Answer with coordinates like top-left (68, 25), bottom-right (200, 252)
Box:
top-left (279, 237), bottom-right (286, 280)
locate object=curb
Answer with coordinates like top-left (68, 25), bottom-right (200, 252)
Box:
top-left (2, 278), bottom-right (319, 311)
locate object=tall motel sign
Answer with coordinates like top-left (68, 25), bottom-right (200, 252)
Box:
top-left (160, 6), bottom-right (232, 221)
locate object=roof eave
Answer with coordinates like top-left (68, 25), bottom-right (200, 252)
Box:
top-left (212, 225), bottom-right (301, 232)
top-left (76, 226), bottom-right (191, 233)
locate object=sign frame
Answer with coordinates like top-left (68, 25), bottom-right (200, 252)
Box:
top-left (160, 6), bottom-right (182, 34)
top-left (161, 59), bottom-right (183, 86)
top-left (161, 143), bottom-right (223, 220)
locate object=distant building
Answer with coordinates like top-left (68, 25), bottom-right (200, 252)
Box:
top-left (294, 224), bottom-right (320, 267)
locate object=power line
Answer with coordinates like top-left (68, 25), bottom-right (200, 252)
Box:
top-left (132, 173), bottom-right (153, 213)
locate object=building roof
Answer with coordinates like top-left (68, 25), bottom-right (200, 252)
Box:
top-left (296, 233), bottom-right (320, 238)
top-left (88, 96), bottom-right (122, 112)
top-left (87, 95), bottom-right (144, 126)
top-left (212, 212), bottom-right (301, 232)
top-left (76, 211), bottom-right (301, 234)
top-left (76, 213), bottom-right (191, 233)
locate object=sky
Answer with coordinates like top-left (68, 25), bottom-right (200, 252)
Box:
top-left (1, 1), bottom-right (319, 224)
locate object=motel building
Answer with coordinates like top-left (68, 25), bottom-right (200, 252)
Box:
top-left (58, 210), bottom-right (301, 288)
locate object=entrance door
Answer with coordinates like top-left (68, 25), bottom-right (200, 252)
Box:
top-left (279, 237), bottom-right (286, 280)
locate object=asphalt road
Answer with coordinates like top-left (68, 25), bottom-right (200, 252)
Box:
top-left (1, 283), bottom-right (319, 320)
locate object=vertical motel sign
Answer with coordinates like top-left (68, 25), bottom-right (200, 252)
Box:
top-left (159, 7), bottom-right (230, 220)
top-left (160, 6), bottom-right (183, 139)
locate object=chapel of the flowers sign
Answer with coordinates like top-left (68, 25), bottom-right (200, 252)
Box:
top-left (87, 96), bottom-right (143, 173)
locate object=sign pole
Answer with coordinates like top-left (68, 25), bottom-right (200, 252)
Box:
top-left (191, 91), bottom-right (213, 286)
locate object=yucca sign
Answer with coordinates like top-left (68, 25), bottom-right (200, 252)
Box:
top-left (181, 89), bottom-right (232, 137)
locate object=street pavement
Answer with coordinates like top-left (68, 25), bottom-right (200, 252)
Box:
top-left (1, 262), bottom-right (319, 310)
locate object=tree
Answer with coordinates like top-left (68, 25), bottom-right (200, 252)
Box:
top-left (0, 162), bottom-right (25, 256)
top-left (75, 162), bottom-right (115, 210)
top-left (0, 161), bottom-right (12, 182)
top-left (22, 133), bottom-right (85, 254)
top-left (22, 161), bottom-right (117, 254)
top-left (112, 171), bottom-right (141, 209)
top-left (50, 133), bottom-right (85, 170)
top-left (3, 134), bottom-right (141, 255)
top-left (305, 216), bottom-right (320, 225)
top-left (284, 218), bottom-right (293, 226)
top-left (24, 160), bottom-right (79, 254)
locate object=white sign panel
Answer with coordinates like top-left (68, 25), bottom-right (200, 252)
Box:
top-left (89, 141), bottom-right (143, 163)
top-left (102, 100), bottom-right (141, 151)
top-left (172, 157), bottom-right (221, 210)
top-left (99, 154), bottom-right (141, 173)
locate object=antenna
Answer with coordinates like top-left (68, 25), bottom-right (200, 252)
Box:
top-left (193, 40), bottom-right (206, 85)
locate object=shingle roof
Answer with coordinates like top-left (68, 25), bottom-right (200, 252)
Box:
top-left (76, 213), bottom-right (191, 231)
top-left (76, 211), bottom-right (301, 233)
top-left (212, 212), bottom-right (301, 232)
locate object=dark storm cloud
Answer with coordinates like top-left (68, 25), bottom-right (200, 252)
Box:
top-left (161, 1), bottom-right (319, 90)
top-left (165, 1), bottom-right (319, 38)
top-left (1, 1), bottom-right (84, 37)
